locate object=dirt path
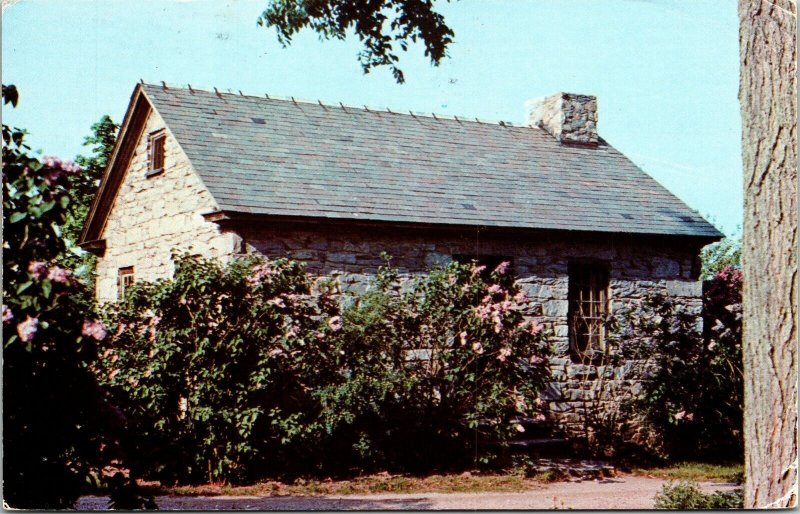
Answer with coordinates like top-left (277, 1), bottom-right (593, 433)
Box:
top-left (77, 475), bottom-right (740, 510)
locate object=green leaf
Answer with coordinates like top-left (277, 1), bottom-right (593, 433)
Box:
top-left (42, 280), bottom-right (52, 298)
top-left (9, 211), bottom-right (26, 223)
top-left (16, 280), bottom-right (33, 294)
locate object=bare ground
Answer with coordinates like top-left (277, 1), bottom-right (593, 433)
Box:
top-left (76, 475), bottom-right (740, 510)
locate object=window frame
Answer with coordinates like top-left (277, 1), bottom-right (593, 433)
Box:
top-left (146, 130), bottom-right (166, 177)
top-left (567, 261), bottom-right (611, 363)
top-left (117, 266), bottom-right (135, 301)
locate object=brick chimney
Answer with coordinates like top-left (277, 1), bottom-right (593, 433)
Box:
top-left (525, 93), bottom-right (598, 146)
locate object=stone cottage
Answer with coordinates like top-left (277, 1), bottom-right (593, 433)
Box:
top-left (80, 82), bottom-right (721, 435)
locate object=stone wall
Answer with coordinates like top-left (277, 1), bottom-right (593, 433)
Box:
top-left (95, 109), bottom-right (237, 302)
top-left (238, 223), bottom-right (703, 439)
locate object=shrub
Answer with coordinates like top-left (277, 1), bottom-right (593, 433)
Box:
top-left (609, 268), bottom-right (743, 461)
top-left (2, 85), bottom-right (146, 508)
top-left (318, 258), bottom-right (551, 472)
top-left (100, 255), bottom-right (551, 482)
top-left (99, 254), bottom-right (335, 484)
top-left (653, 481), bottom-right (743, 509)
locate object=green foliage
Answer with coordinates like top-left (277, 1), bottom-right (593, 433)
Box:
top-left (258, 0), bottom-right (454, 83)
top-left (60, 115), bottom-right (119, 287)
top-left (2, 85), bottom-right (147, 508)
top-left (609, 268), bottom-right (743, 461)
top-left (653, 481), bottom-right (743, 509)
top-left (319, 258), bottom-right (551, 472)
top-left (700, 236), bottom-right (741, 279)
top-left (100, 255), bottom-right (551, 482)
top-left (100, 254), bottom-right (329, 484)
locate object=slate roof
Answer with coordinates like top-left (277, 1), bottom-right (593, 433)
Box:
top-left (140, 83), bottom-right (721, 239)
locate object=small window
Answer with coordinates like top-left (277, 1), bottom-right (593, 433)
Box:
top-left (453, 254), bottom-right (513, 280)
top-left (118, 266), bottom-right (135, 300)
top-left (147, 131), bottom-right (166, 176)
top-left (568, 261), bottom-right (610, 362)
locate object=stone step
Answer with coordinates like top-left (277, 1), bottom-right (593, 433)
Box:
top-left (508, 437), bottom-right (573, 458)
top-left (523, 458), bottom-right (617, 481)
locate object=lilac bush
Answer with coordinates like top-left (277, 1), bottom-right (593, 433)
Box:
top-left (99, 255), bottom-right (552, 481)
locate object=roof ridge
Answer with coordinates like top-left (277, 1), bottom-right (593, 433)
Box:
top-left (141, 80), bottom-right (527, 129)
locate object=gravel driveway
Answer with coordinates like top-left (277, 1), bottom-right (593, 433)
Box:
top-left (76, 476), bottom-right (740, 510)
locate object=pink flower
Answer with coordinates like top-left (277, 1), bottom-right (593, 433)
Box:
top-left (248, 262), bottom-right (276, 285)
top-left (61, 160), bottom-right (82, 174)
top-left (44, 166), bottom-right (63, 185)
top-left (2, 304), bottom-right (13, 324)
top-left (533, 412), bottom-right (546, 422)
top-left (267, 297), bottom-right (285, 308)
top-left (269, 348), bottom-right (283, 357)
top-left (487, 284), bottom-right (503, 295)
top-left (27, 261), bottom-right (48, 279)
top-left (496, 346), bottom-right (512, 362)
top-left (675, 410), bottom-right (686, 421)
top-left (472, 341), bottom-right (484, 354)
top-left (494, 261), bottom-right (510, 275)
top-left (42, 156), bottom-right (80, 174)
top-left (82, 319), bottom-right (108, 341)
top-left (530, 355), bottom-right (545, 365)
top-left (527, 320), bottom-right (543, 335)
top-left (471, 264), bottom-right (486, 276)
top-left (328, 316), bottom-right (343, 332)
top-left (513, 291), bottom-right (528, 303)
top-left (41, 156), bottom-right (62, 168)
top-left (47, 266), bottom-right (71, 284)
top-left (514, 423), bottom-right (526, 433)
top-left (459, 331), bottom-right (468, 346)
top-left (17, 315), bottom-right (39, 342)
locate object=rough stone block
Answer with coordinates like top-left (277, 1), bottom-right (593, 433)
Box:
top-left (666, 280), bottom-right (702, 298)
top-left (543, 300), bottom-right (568, 317)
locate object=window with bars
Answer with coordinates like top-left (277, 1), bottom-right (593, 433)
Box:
top-left (118, 266), bottom-right (135, 300)
top-left (147, 130), bottom-right (166, 176)
top-left (568, 261), bottom-right (610, 361)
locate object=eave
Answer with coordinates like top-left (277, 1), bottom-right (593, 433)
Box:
top-left (202, 210), bottom-right (722, 249)
top-left (78, 83), bottom-right (152, 245)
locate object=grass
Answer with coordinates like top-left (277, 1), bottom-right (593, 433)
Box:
top-left (145, 471), bottom-right (547, 497)
top-left (629, 462), bottom-right (743, 483)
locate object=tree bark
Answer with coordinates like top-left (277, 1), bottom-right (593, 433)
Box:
top-left (739, 0), bottom-right (798, 508)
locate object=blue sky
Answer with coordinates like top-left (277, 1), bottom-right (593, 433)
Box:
top-left (3, 0), bottom-right (742, 235)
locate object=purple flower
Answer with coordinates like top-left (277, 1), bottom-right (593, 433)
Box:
top-left (47, 266), bottom-right (71, 284)
top-left (328, 316), bottom-right (343, 332)
top-left (2, 304), bottom-right (14, 324)
top-left (41, 156), bottom-right (62, 169)
top-left (44, 166), bottom-right (64, 185)
top-left (27, 261), bottom-right (48, 279)
top-left (487, 284), bottom-right (503, 295)
top-left (17, 315), bottom-right (39, 342)
top-left (82, 319), bottom-right (108, 341)
top-left (494, 261), bottom-right (510, 275)
top-left (40, 156), bottom-right (81, 174)
top-left (61, 160), bottom-right (82, 174)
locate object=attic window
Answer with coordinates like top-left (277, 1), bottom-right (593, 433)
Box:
top-left (147, 130), bottom-right (166, 177)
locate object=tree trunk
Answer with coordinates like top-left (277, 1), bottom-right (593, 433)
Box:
top-left (739, 0), bottom-right (798, 508)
